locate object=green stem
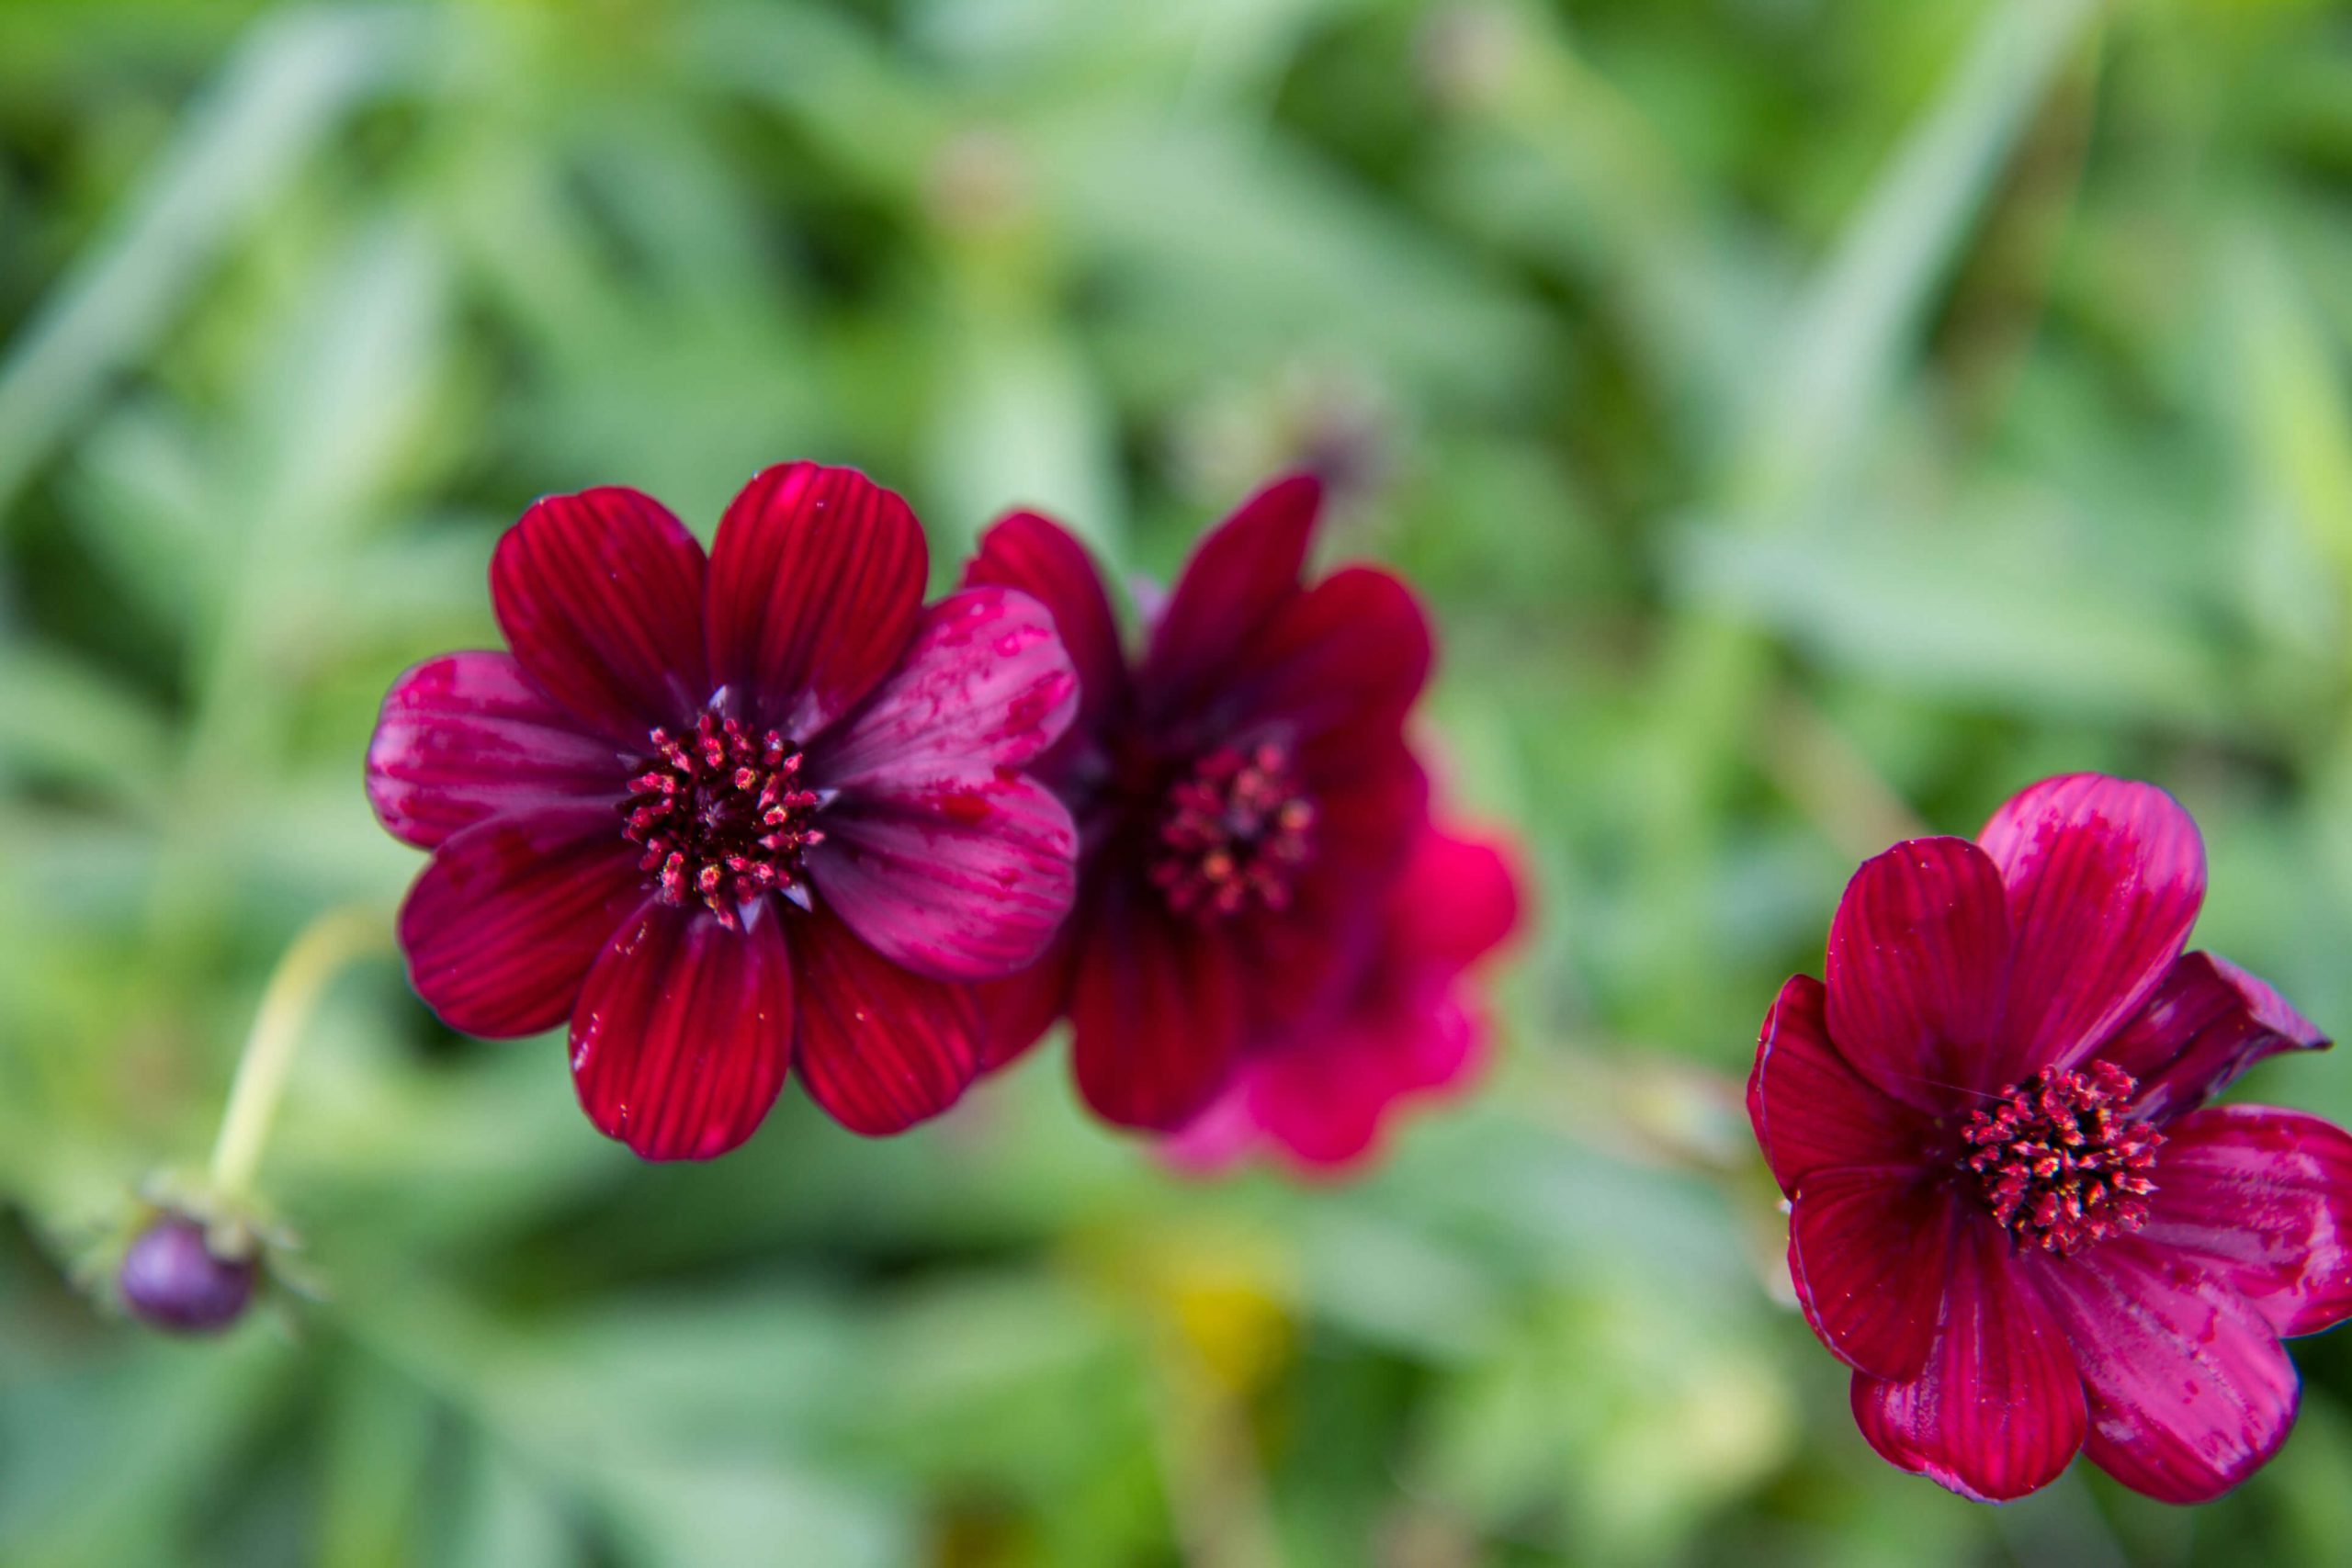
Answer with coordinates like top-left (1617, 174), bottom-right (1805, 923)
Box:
top-left (207, 907), bottom-right (389, 1202)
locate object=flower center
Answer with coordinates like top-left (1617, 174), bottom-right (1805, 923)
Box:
top-left (1960, 1060), bottom-right (2163, 1257)
top-left (622, 713), bottom-right (824, 929)
top-left (1149, 742), bottom-right (1317, 920)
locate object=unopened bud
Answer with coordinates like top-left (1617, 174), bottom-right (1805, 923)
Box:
top-left (118, 1215), bottom-right (256, 1335)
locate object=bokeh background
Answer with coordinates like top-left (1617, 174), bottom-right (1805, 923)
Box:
top-left (5, 0), bottom-right (2352, 1562)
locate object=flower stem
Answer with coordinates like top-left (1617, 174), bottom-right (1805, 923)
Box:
top-left (207, 907), bottom-right (389, 1203)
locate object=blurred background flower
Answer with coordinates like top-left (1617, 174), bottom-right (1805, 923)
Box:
top-left (5, 0), bottom-right (2352, 1563)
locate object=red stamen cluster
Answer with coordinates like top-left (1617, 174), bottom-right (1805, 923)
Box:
top-left (1150, 742), bottom-right (1317, 920)
top-left (623, 713), bottom-right (823, 928)
top-left (1961, 1060), bottom-right (2163, 1256)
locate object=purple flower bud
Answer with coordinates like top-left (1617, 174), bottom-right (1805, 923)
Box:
top-left (118, 1215), bottom-right (256, 1335)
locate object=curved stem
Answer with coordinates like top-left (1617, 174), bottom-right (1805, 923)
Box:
top-left (207, 907), bottom-right (390, 1202)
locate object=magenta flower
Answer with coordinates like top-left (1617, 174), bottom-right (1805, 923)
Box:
top-left (1750, 773), bottom-right (2352, 1503)
top-left (1165, 813), bottom-right (1521, 1177)
top-left (959, 475), bottom-right (1430, 1130)
top-left (367, 463), bottom-right (1079, 1158)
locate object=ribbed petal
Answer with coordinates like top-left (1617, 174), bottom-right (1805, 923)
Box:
top-left (1747, 976), bottom-right (1934, 1198)
top-left (2101, 953), bottom-right (2331, 1122)
top-left (367, 651), bottom-right (623, 849)
top-left (398, 804), bottom-right (647, 1038)
top-left (1140, 473), bottom-right (1318, 720)
top-left (804, 587), bottom-right (1079, 979)
top-left (974, 921), bottom-right (1080, 1070)
top-left (1978, 773), bottom-right (2206, 1075)
top-left (1849, 1217), bottom-right (2086, 1503)
top-left (791, 909), bottom-right (979, 1135)
top-left (706, 462), bottom-right (926, 739)
top-left (1070, 889), bottom-right (1248, 1131)
top-left (2033, 1235), bottom-right (2298, 1505)
top-left (2139, 1106), bottom-right (2352, 1338)
top-left (962, 510), bottom-right (1130, 766)
top-left (1792, 1169), bottom-right (1959, 1382)
top-left (491, 487), bottom-right (709, 745)
top-left (1227, 565), bottom-right (1430, 743)
top-left (1823, 838), bottom-right (2013, 1110)
top-left (570, 900), bottom-right (794, 1161)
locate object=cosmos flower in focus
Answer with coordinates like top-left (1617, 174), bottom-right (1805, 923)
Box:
top-left (1750, 773), bottom-right (2352, 1503)
top-left (368, 463), bottom-right (1078, 1158)
top-left (1165, 814), bottom-right (1522, 1177)
top-left (961, 474), bottom-right (1431, 1130)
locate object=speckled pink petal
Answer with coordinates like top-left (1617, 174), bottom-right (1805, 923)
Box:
top-left (804, 586), bottom-right (1079, 981)
top-left (367, 650), bottom-right (623, 849)
top-left (2140, 1106), bottom-right (2352, 1339)
top-left (2033, 1235), bottom-right (2297, 1505)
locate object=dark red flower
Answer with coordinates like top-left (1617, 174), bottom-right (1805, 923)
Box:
top-left (368, 463), bottom-right (1079, 1158)
top-left (960, 475), bottom-right (1431, 1130)
top-left (1165, 814), bottom-right (1521, 1176)
top-left (1750, 773), bottom-right (2352, 1504)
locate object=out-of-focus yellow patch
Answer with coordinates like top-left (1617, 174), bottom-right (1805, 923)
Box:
top-left (1068, 1219), bottom-right (1298, 1400)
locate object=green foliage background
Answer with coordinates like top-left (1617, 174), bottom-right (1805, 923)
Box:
top-left (6, 0), bottom-right (2352, 1562)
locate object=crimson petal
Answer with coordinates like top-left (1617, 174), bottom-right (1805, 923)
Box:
top-left (2033, 1235), bottom-right (2299, 1504)
top-left (1235, 1028), bottom-right (1401, 1173)
top-left (2101, 953), bottom-right (2331, 1122)
top-left (1140, 473), bottom-right (1319, 720)
top-left (962, 511), bottom-right (1130, 761)
top-left (398, 804), bottom-right (648, 1038)
top-left (1230, 740), bottom-right (1428, 1035)
top-left (1792, 1169), bottom-right (1957, 1382)
top-left (706, 462), bottom-right (926, 739)
top-left (1978, 773), bottom-right (2205, 1075)
top-left (974, 921), bottom-right (1080, 1070)
top-left (804, 587), bottom-right (1079, 979)
top-left (1227, 565), bottom-right (1430, 743)
top-left (367, 651), bottom-right (624, 849)
top-left (1849, 1217), bottom-right (2087, 1503)
top-left (1824, 837), bottom-right (2014, 1109)
top-left (491, 487), bottom-right (709, 745)
top-left (2139, 1106), bottom-right (2352, 1339)
top-left (1070, 889), bottom-right (1248, 1131)
top-left (1747, 976), bottom-right (1932, 1198)
top-left (1386, 824), bottom-right (1523, 973)
top-left (570, 900), bottom-right (794, 1161)
top-left (791, 909), bottom-right (980, 1135)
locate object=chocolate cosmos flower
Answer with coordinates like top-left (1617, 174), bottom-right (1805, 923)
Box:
top-left (1166, 814), bottom-right (1521, 1176)
top-left (368, 463), bottom-right (1079, 1158)
top-left (1750, 773), bottom-right (2352, 1503)
top-left (961, 475), bottom-right (1430, 1130)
